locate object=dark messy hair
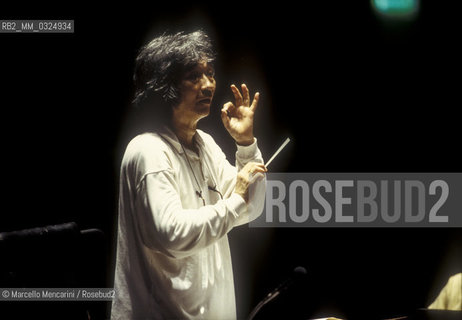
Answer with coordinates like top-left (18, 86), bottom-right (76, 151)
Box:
top-left (132, 30), bottom-right (216, 109)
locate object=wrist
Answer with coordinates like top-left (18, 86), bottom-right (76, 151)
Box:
top-left (236, 137), bottom-right (254, 146)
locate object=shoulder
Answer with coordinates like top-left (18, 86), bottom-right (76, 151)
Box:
top-left (124, 132), bottom-right (171, 159)
top-left (126, 132), bottom-right (168, 152)
top-left (122, 132), bottom-right (173, 174)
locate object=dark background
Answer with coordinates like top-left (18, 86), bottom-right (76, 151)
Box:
top-left (0, 1), bottom-right (461, 319)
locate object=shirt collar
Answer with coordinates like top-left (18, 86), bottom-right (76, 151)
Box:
top-left (158, 125), bottom-right (205, 154)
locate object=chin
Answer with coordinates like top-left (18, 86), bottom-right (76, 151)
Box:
top-left (196, 105), bottom-right (211, 118)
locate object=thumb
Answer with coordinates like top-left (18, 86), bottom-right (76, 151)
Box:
top-left (221, 107), bottom-right (231, 131)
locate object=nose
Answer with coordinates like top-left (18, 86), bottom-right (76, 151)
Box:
top-left (201, 74), bottom-right (215, 95)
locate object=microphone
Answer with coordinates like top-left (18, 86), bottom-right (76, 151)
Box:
top-left (0, 222), bottom-right (105, 269)
top-left (0, 222), bottom-right (104, 242)
top-left (248, 266), bottom-right (307, 320)
top-left (0, 222), bottom-right (79, 242)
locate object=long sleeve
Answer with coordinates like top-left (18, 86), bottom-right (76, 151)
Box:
top-left (135, 138), bottom-right (266, 256)
top-left (198, 133), bottom-right (266, 227)
top-left (136, 170), bottom-right (247, 258)
top-left (234, 139), bottom-right (267, 226)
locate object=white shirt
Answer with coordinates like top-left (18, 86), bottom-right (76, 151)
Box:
top-left (111, 127), bottom-right (266, 320)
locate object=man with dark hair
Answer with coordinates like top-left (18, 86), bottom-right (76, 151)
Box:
top-left (111, 30), bottom-right (267, 319)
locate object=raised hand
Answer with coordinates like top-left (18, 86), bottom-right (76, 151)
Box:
top-left (221, 84), bottom-right (260, 146)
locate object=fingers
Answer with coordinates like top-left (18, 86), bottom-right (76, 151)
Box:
top-left (241, 84), bottom-right (250, 106)
top-left (230, 84), bottom-right (243, 108)
top-left (249, 172), bottom-right (264, 184)
top-left (220, 109), bottom-right (230, 130)
top-left (221, 102), bottom-right (235, 125)
top-left (221, 102), bottom-right (234, 130)
top-left (222, 101), bottom-right (236, 116)
top-left (230, 83), bottom-right (260, 112)
top-left (252, 163), bottom-right (268, 173)
top-left (239, 162), bottom-right (267, 184)
top-left (235, 162), bottom-right (267, 203)
top-left (242, 162), bottom-right (268, 175)
top-left (250, 92), bottom-right (260, 112)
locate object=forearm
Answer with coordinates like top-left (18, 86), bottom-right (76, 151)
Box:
top-left (139, 173), bottom-right (247, 259)
top-left (233, 138), bottom-right (267, 226)
top-left (234, 174), bottom-right (266, 227)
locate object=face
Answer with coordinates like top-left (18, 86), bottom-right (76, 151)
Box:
top-left (173, 61), bottom-right (216, 123)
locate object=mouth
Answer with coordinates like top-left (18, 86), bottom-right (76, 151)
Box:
top-left (197, 97), bottom-right (212, 105)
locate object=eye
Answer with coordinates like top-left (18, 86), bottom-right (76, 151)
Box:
top-left (206, 68), bottom-right (215, 78)
top-left (186, 72), bottom-right (202, 82)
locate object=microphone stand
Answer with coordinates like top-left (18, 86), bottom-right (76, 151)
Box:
top-left (248, 290), bottom-right (282, 320)
top-left (247, 266), bottom-right (307, 320)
